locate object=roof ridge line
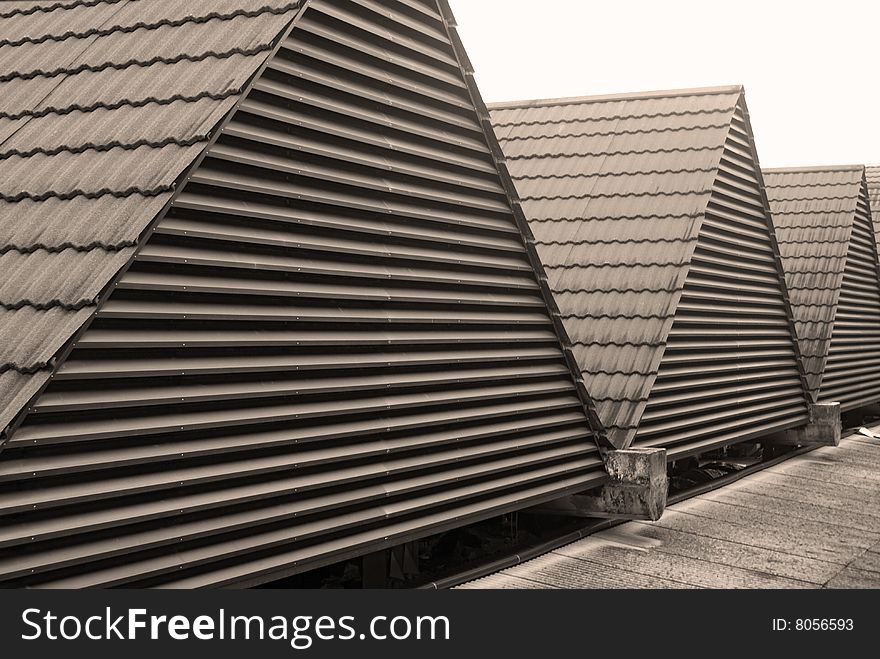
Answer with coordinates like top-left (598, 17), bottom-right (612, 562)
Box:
top-left (487, 84), bottom-right (744, 110)
top-left (0, 2), bottom-right (300, 48)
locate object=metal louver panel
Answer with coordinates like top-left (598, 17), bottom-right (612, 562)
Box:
top-left (635, 102), bottom-right (809, 458)
top-left (0, 0), bottom-right (603, 588)
top-left (820, 182), bottom-right (880, 410)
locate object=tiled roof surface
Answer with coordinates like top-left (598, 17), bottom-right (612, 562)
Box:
top-left (763, 166), bottom-right (862, 398)
top-left (866, 165), bottom-right (880, 259)
top-left (490, 86), bottom-right (742, 445)
top-left (0, 0), bottom-right (300, 435)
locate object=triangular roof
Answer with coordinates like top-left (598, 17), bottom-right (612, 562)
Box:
top-left (0, 0), bottom-right (608, 587)
top-left (0, 0), bottom-right (302, 435)
top-left (490, 85), bottom-right (809, 448)
top-left (763, 165), bottom-right (863, 401)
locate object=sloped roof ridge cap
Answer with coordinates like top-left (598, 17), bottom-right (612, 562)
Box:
top-left (763, 164), bottom-right (864, 174)
top-left (488, 85), bottom-right (743, 111)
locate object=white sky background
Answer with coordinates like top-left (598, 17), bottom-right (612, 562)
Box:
top-left (448, 0), bottom-right (879, 168)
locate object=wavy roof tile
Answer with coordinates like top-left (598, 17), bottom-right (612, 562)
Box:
top-left (0, 0), bottom-right (301, 435)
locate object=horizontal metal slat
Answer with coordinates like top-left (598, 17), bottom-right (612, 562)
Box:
top-left (19, 466), bottom-right (604, 589)
top-left (134, 242), bottom-right (537, 291)
top-left (266, 53), bottom-right (480, 135)
top-left (0, 407), bottom-right (588, 489)
top-left (187, 167), bottom-right (518, 234)
top-left (35, 363), bottom-right (571, 413)
top-left (307, 0), bottom-right (456, 68)
top-left (117, 270), bottom-right (545, 307)
top-left (75, 326), bottom-right (561, 349)
top-left (222, 118), bottom-right (503, 195)
top-left (297, 8), bottom-right (464, 88)
top-left (56, 346), bottom-right (563, 380)
top-left (170, 192), bottom-right (523, 250)
top-left (155, 216), bottom-right (530, 271)
top-left (206, 140), bottom-right (510, 214)
top-left (0, 442), bottom-right (597, 582)
top-left (14, 381), bottom-right (580, 445)
top-left (237, 94), bottom-right (495, 173)
top-left (0, 422), bottom-right (590, 550)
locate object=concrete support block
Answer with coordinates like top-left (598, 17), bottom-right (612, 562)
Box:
top-left (532, 448), bottom-right (668, 521)
top-left (770, 402), bottom-right (841, 447)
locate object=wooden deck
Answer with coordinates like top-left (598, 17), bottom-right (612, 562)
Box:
top-left (460, 429), bottom-right (880, 589)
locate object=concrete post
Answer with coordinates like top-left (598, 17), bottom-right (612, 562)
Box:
top-left (769, 402), bottom-right (841, 447)
top-left (531, 447), bottom-right (668, 521)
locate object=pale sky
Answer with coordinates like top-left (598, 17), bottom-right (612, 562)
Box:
top-left (448, 0), bottom-right (879, 168)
